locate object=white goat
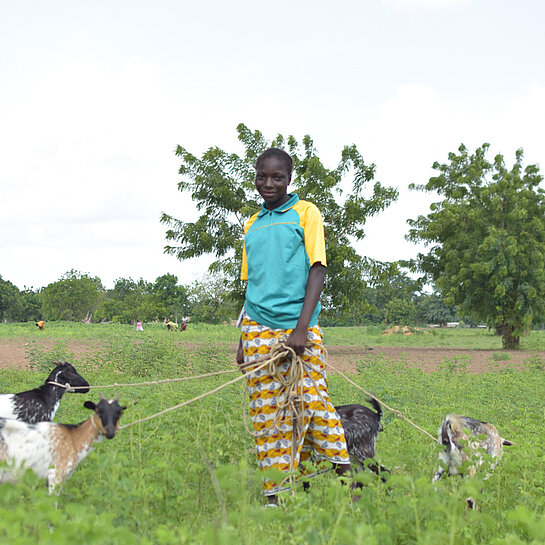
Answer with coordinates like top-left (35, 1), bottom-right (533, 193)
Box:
top-left (0, 361), bottom-right (90, 423)
top-left (0, 394), bottom-right (125, 493)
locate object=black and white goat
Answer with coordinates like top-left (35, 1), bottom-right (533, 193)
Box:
top-left (433, 414), bottom-right (514, 482)
top-left (0, 361), bottom-right (90, 424)
top-left (336, 397), bottom-right (390, 481)
top-left (0, 394), bottom-right (126, 493)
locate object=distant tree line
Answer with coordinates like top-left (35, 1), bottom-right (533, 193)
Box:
top-left (1, 268), bottom-right (457, 327)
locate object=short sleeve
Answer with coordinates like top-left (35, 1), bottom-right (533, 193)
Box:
top-left (300, 202), bottom-right (327, 267)
top-left (240, 240), bottom-right (248, 281)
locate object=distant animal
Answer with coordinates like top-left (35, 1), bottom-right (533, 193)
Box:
top-left (432, 414), bottom-right (514, 482)
top-left (0, 394), bottom-right (126, 493)
top-left (0, 361), bottom-right (90, 424)
top-left (335, 397), bottom-right (390, 481)
top-left (35, 321), bottom-right (45, 330)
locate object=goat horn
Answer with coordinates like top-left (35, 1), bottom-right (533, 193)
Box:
top-left (114, 394), bottom-right (119, 402)
top-left (100, 392), bottom-right (106, 400)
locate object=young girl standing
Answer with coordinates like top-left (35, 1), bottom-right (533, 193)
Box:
top-left (237, 147), bottom-right (352, 505)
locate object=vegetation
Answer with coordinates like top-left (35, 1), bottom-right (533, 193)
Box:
top-left (0, 275), bottom-right (41, 322)
top-left (407, 144), bottom-right (545, 349)
top-left (161, 123), bottom-right (399, 322)
top-left (1, 322), bottom-right (545, 544)
top-left (41, 269), bottom-right (104, 322)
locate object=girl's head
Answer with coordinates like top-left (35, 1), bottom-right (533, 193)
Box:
top-left (254, 148), bottom-right (293, 209)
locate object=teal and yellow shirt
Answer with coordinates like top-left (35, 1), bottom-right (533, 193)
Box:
top-left (241, 193), bottom-right (327, 329)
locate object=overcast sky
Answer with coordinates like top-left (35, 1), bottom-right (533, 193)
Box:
top-left (1, 0), bottom-right (544, 290)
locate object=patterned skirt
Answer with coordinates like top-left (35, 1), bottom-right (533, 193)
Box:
top-left (240, 313), bottom-right (350, 496)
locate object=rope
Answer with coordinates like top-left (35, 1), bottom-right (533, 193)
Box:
top-left (46, 342), bottom-right (437, 444)
top-left (239, 343), bottom-right (306, 441)
top-left (238, 342), bottom-right (311, 485)
top-left (322, 356), bottom-right (438, 443)
top-left (118, 355), bottom-right (275, 430)
top-left (46, 368), bottom-right (239, 390)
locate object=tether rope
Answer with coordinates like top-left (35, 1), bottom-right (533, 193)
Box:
top-left (47, 342), bottom-right (438, 443)
top-left (46, 368), bottom-right (239, 390)
top-left (321, 357), bottom-right (438, 443)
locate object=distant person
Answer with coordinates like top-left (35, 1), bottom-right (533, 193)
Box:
top-left (180, 317), bottom-right (189, 331)
top-left (166, 321), bottom-right (177, 331)
top-left (36, 321), bottom-right (45, 331)
top-left (136, 321), bottom-right (144, 331)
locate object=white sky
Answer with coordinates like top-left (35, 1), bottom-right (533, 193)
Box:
top-left (1, 0), bottom-right (544, 290)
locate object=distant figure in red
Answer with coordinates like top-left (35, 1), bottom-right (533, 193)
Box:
top-left (36, 321), bottom-right (45, 331)
top-left (136, 321), bottom-right (144, 332)
top-left (180, 317), bottom-right (189, 331)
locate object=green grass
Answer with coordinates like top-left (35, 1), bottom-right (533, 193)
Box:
top-left (324, 324), bottom-right (545, 350)
top-left (1, 323), bottom-right (545, 544)
top-left (4, 321), bottom-right (545, 351)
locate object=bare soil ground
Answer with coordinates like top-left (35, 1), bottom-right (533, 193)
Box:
top-left (1, 338), bottom-right (543, 373)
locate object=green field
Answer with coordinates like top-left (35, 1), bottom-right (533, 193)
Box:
top-left (1, 323), bottom-right (545, 544)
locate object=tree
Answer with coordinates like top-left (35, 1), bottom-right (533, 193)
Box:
top-left (100, 277), bottom-right (150, 323)
top-left (0, 275), bottom-right (23, 322)
top-left (416, 293), bottom-right (457, 327)
top-left (407, 144), bottom-right (545, 348)
top-left (186, 275), bottom-right (239, 324)
top-left (161, 124), bottom-right (398, 320)
top-left (151, 274), bottom-right (189, 321)
top-left (40, 270), bottom-right (104, 322)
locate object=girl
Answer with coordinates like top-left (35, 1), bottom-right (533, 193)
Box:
top-left (237, 148), bottom-right (352, 505)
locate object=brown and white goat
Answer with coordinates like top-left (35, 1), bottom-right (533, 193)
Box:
top-left (433, 414), bottom-right (514, 482)
top-left (0, 394), bottom-right (125, 493)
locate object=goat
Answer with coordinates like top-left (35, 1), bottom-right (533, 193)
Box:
top-left (335, 397), bottom-right (390, 481)
top-left (0, 361), bottom-right (90, 424)
top-left (432, 414), bottom-right (514, 482)
top-left (0, 394), bottom-right (126, 493)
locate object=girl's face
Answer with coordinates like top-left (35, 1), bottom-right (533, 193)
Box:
top-left (255, 156), bottom-right (291, 209)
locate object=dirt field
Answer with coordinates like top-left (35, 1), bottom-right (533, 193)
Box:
top-left (2, 338), bottom-right (544, 373)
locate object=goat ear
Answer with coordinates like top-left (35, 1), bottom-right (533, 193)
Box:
top-left (84, 401), bottom-right (96, 410)
top-left (502, 438), bottom-right (516, 446)
top-left (120, 405), bottom-right (127, 411)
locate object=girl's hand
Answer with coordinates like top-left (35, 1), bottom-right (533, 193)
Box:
top-left (236, 337), bottom-right (244, 367)
top-left (285, 327), bottom-right (308, 355)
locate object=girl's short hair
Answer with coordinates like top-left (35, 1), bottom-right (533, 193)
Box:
top-left (255, 148), bottom-right (293, 178)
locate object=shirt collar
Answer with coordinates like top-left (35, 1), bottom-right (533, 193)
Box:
top-left (257, 193), bottom-right (299, 216)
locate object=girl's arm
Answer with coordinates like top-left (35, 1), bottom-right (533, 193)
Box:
top-left (285, 263), bottom-right (326, 355)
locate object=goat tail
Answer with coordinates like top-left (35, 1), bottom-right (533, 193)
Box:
top-left (366, 395), bottom-right (382, 420)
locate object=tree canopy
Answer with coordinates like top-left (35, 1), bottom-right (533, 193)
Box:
top-left (407, 144), bottom-right (545, 348)
top-left (161, 124), bottom-right (398, 321)
top-left (40, 270), bottom-right (104, 322)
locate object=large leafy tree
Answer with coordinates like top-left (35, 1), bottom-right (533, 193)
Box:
top-left (407, 144), bottom-right (545, 348)
top-left (40, 270), bottom-right (104, 322)
top-left (161, 124), bottom-right (398, 319)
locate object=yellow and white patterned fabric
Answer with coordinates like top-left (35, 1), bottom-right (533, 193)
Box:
top-left (241, 312), bottom-right (350, 496)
